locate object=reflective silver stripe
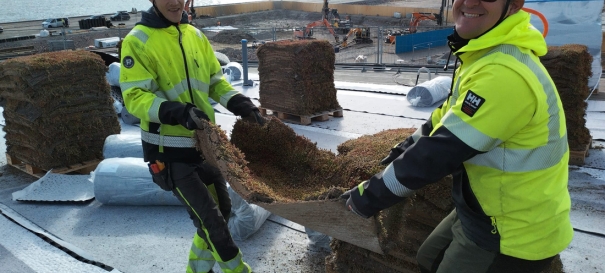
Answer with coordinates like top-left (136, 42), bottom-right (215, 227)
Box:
top-left (442, 111), bottom-right (503, 152)
top-left (220, 90), bottom-right (240, 106)
top-left (162, 79), bottom-right (210, 101)
top-left (148, 97), bottom-right (164, 123)
top-left (120, 79), bottom-right (159, 93)
top-left (452, 73), bottom-right (462, 102)
top-left (188, 259), bottom-right (215, 273)
top-left (209, 69), bottom-right (225, 86)
top-left (191, 78), bottom-right (210, 94)
top-left (219, 252), bottom-right (246, 272)
top-left (189, 238), bottom-right (215, 273)
top-left (154, 90), bottom-right (168, 100)
top-left (191, 245), bottom-right (214, 260)
top-left (162, 80), bottom-right (188, 100)
top-left (129, 29), bottom-right (149, 44)
top-left (382, 163), bottom-right (415, 197)
top-left (411, 127), bottom-right (422, 142)
top-left (466, 134), bottom-right (568, 172)
top-left (463, 45), bottom-right (566, 171)
top-left (141, 131), bottom-right (196, 148)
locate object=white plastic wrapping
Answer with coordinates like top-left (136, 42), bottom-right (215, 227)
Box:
top-left (93, 157), bottom-right (182, 206)
top-left (227, 183), bottom-right (271, 241)
top-left (103, 134), bottom-right (143, 159)
top-left (105, 62), bottom-right (121, 87)
top-left (112, 100), bottom-right (123, 115)
top-left (407, 76), bottom-right (451, 107)
top-left (224, 62), bottom-right (243, 80)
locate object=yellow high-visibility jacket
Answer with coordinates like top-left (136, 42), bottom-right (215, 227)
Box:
top-left (120, 10), bottom-right (239, 162)
top-left (355, 10), bottom-right (573, 260)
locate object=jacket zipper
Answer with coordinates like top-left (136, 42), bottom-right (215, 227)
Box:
top-left (176, 25), bottom-right (195, 105)
top-left (490, 216), bottom-right (498, 235)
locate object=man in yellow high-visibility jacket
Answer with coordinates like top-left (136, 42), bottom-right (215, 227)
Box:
top-left (119, 0), bottom-right (264, 272)
top-left (342, 0), bottom-right (573, 272)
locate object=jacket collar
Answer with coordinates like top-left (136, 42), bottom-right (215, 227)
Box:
top-left (137, 7), bottom-right (189, 28)
top-left (452, 10), bottom-right (547, 60)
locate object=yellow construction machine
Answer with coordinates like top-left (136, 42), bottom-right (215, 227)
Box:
top-left (341, 27), bottom-right (372, 48)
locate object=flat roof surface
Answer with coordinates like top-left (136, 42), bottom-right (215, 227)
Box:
top-left (1, 67), bottom-right (604, 273)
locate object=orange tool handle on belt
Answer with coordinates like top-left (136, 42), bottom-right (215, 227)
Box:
top-left (155, 160), bottom-right (165, 171)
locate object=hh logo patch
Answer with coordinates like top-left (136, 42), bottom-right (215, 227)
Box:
top-left (123, 56), bottom-right (135, 69)
top-left (461, 90), bottom-right (485, 117)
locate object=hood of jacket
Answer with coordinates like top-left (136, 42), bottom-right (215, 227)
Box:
top-left (455, 10), bottom-right (547, 57)
top-left (137, 7), bottom-right (189, 28)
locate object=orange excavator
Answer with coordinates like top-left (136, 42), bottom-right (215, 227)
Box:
top-left (406, 12), bottom-right (442, 34)
top-left (293, 0), bottom-right (340, 43)
top-left (185, 0), bottom-right (196, 23)
top-left (385, 12), bottom-right (443, 44)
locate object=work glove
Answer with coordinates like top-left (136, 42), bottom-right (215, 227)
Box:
top-left (158, 101), bottom-right (210, 130)
top-left (226, 94), bottom-right (266, 125)
top-left (182, 103), bottom-right (210, 130)
top-left (340, 181), bottom-right (373, 219)
top-left (242, 109), bottom-right (266, 126)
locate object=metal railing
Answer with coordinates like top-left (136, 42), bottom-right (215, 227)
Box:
top-left (199, 26), bottom-right (452, 66)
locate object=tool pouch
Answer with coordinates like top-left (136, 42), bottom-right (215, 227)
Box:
top-left (149, 163), bottom-right (174, 191)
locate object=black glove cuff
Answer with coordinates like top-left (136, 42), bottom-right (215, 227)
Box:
top-left (159, 101), bottom-right (189, 126)
top-left (226, 94), bottom-right (257, 117)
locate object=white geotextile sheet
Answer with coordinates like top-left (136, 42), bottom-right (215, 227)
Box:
top-left (338, 90), bottom-right (435, 119)
top-left (586, 111), bottom-right (605, 140)
top-left (12, 172), bottom-right (94, 202)
top-left (586, 100), bottom-right (605, 112)
top-left (0, 204), bottom-right (123, 273)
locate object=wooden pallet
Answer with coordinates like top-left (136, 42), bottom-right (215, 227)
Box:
top-left (569, 137), bottom-right (592, 166)
top-left (259, 107), bottom-right (344, 125)
top-left (6, 153), bottom-right (101, 178)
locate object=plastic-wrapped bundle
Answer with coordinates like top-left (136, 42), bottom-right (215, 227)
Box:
top-left (105, 62), bottom-right (121, 87)
top-left (103, 134), bottom-right (143, 159)
top-left (227, 183), bottom-right (271, 241)
top-left (407, 76), bottom-right (452, 107)
top-left (93, 157), bottom-right (181, 206)
top-left (93, 158), bottom-right (270, 238)
top-left (223, 62), bottom-right (243, 81)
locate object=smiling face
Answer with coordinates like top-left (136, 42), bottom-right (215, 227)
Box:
top-left (150, 0), bottom-right (184, 23)
top-left (452, 0), bottom-right (522, 39)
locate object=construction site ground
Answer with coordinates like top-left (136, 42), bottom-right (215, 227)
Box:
top-left (0, 6), bottom-right (453, 66)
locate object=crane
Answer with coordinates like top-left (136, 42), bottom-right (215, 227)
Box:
top-left (185, 0), bottom-right (196, 23)
top-left (293, 0), bottom-right (340, 44)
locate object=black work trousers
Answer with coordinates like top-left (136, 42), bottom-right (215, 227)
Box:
top-left (416, 210), bottom-right (556, 273)
top-left (169, 160), bottom-right (240, 262)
